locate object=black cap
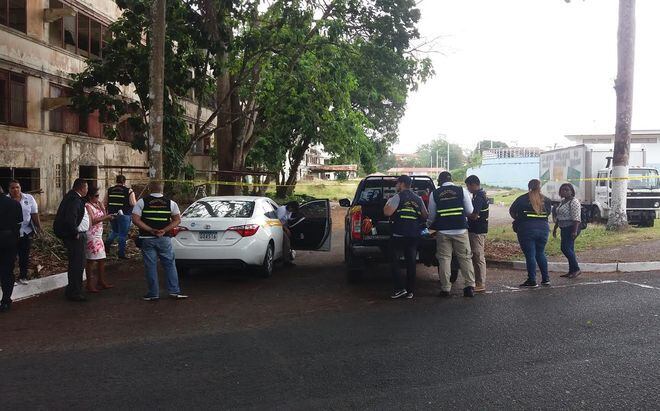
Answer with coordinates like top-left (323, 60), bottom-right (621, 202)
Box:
top-left (397, 175), bottom-right (412, 186)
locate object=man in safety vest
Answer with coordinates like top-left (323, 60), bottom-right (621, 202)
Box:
top-left (465, 175), bottom-right (489, 293)
top-left (132, 181), bottom-right (187, 301)
top-left (428, 171), bottom-right (476, 298)
top-left (105, 175), bottom-right (136, 259)
top-left (384, 175), bottom-right (428, 299)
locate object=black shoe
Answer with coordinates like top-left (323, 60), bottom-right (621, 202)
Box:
top-left (142, 295), bottom-right (160, 301)
top-left (405, 292), bottom-right (414, 299)
top-left (519, 280), bottom-right (539, 288)
top-left (169, 293), bottom-right (189, 300)
top-left (438, 290), bottom-right (451, 298)
top-left (66, 295), bottom-right (88, 302)
top-left (567, 270), bottom-right (582, 279)
top-left (541, 279), bottom-right (551, 287)
top-left (0, 303), bottom-right (10, 312)
top-left (390, 289), bottom-right (407, 299)
top-left (463, 286), bottom-right (475, 298)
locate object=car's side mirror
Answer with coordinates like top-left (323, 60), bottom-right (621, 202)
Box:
top-left (339, 198), bottom-right (351, 208)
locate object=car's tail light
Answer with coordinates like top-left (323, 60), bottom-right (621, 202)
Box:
top-left (228, 224), bottom-right (260, 237)
top-left (170, 226), bottom-right (189, 237)
top-left (350, 206), bottom-right (362, 240)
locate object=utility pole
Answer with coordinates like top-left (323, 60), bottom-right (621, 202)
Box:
top-left (608, 0), bottom-right (636, 231)
top-left (436, 150), bottom-right (439, 171)
top-left (446, 140), bottom-right (450, 171)
top-left (148, 0), bottom-right (166, 182)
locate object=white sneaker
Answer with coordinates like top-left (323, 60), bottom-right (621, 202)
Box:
top-left (18, 279), bottom-right (29, 285)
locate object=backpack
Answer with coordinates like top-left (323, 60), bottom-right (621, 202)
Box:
top-left (570, 200), bottom-right (588, 231)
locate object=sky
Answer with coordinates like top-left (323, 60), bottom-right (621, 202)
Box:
top-left (394, 0), bottom-right (660, 153)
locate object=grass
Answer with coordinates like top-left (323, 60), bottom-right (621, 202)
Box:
top-left (490, 189), bottom-right (525, 206)
top-left (287, 180), bottom-right (359, 201)
top-left (488, 221), bottom-right (660, 260)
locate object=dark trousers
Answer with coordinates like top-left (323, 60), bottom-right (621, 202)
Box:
top-left (560, 227), bottom-right (581, 273)
top-left (390, 236), bottom-right (419, 293)
top-left (64, 235), bottom-right (86, 298)
top-left (17, 234), bottom-right (32, 279)
top-left (0, 246), bottom-right (17, 304)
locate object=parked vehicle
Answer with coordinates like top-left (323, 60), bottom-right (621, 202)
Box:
top-left (172, 196), bottom-right (331, 277)
top-left (339, 175), bottom-right (438, 282)
top-left (540, 145), bottom-right (660, 226)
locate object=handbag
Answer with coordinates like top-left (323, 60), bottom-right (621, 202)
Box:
top-left (569, 200), bottom-right (587, 232)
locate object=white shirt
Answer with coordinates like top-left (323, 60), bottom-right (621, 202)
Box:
top-left (427, 182), bottom-right (474, 235)
top-left (132, 193), bottom-right (181, 216)
top-left (9, 193), bottom-right (38, 236)
top-left (276, 205), bottom-right (292, 225)
top-left (78, 207), bottom-right (90, 233)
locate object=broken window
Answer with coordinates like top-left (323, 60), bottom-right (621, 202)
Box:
top-left (0, 70), bottom-right (26, 127)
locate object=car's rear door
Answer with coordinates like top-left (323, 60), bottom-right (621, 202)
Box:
top-left (289, 199), bottom-right (332, 251)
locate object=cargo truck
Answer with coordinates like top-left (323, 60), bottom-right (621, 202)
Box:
top-left (539, 144), bottom-right (660, 226)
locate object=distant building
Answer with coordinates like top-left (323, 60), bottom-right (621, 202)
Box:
top-left (467, 147), bottom-right (541, 189)
top-left (307, 165), bottom-right (358, 180)
top-left (387, 167), bottom-right (445, 178)
top-left (565, 130), bottom-right (660, 169)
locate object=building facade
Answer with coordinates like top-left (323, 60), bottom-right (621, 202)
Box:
top-left (466, 147), bottom-right (541, 190)
top-left (0, 0), bottom-right (212, 213)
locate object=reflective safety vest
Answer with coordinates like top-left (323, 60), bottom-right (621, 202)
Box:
top-left (140, 195), bottom-right (172, 236)
top-left (431, 185), bottom-right (468, 231)
top-left (107, 185), bottom-right (132, 215)
top-left (468, 190), bottom-right (489, 234)
top-left (392, 189), bottom-right (425, 237)
top-left (517, 195), bottom-right (550, 222)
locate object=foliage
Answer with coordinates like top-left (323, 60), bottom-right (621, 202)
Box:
top-left (401, 137), bottom-right (465, 169)
top-left (70, 0), bottom-right (214, 179)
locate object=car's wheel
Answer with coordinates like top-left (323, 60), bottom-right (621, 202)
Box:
top-left (344, 235), bottom-right (363, 283)
top-left (258, 243), bottom-right (275, 278)
top-left (176, 262), bottom-right (190, 278)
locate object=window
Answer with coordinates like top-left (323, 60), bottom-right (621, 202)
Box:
top-left (49, 84), bottom-right (102, 137)
top-left (0, 70), bottom-right (26, 127)
top-left (0, 167), bottom-right (40, 192)
top-left (597, 172), bottom-right (608, 187)
top-left (48, 1), bottom-right (107, 58)
top-left (55, 164), bottom-right (62, 188)
top-left (182, 200), bottom-right (255, 218)
top-left (0, 0), bottom-right (26, 32)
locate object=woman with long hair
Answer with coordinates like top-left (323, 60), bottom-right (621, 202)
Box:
top-left (553, 183), bottom-right (582, 278)
top-left (84, 186), bottom-right (114, 292)
top-left (509, 179), bottom-right (553, 287)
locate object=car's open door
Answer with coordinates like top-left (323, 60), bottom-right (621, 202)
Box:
top-left (289, 199), bottom-right (332, 251)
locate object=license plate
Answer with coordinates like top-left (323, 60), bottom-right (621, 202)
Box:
top-left (199, 231), bottom-right (218, 241)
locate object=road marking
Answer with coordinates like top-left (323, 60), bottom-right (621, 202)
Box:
top-left (488, 280), bottom-right (660, 294)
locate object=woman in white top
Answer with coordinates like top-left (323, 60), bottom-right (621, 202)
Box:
top-left (552, 183), bottom-right (581, 278)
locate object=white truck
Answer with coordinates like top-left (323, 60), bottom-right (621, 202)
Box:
top-left (540, 144), bottom-right (660, 227)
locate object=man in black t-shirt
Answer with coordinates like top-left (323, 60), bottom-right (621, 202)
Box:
top-left (465, 175), bottom-right (489, 293)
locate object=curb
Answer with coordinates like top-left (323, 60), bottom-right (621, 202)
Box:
top-left (487, 259), bottom-right (660, 273)
top-left (13, 271), bottom-right (86, 302)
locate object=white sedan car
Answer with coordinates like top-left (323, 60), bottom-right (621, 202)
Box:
top-left (172, 196), bottom-right (331, 277)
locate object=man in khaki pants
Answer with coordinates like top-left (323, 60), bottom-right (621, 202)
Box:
top-left (465, 175), bottom-right (489, 293)
top-left (428, 172), bottom-right (476, 298)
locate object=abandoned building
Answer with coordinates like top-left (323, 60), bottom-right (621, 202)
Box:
top-left (0, 0), bottom-right (213, 213)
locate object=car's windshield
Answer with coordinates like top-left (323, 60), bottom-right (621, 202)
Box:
top-left (628, 169), bottom-right (660, 190)
top-left (183, 200), bottom-right (255, 218)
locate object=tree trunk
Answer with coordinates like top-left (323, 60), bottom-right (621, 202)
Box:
top-left (148, 0), bottom-right (166, 181)
top-left (607, 0), bottom-right (636, 231)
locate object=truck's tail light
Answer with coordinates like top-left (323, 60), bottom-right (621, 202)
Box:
top-left (170, 226), bottom-right (189, 237)
top-left (350, 206), bottom-right (362, 240)
top-left (228, 224), bottom-right (260, 237)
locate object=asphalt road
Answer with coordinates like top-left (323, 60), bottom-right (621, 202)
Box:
top-left (2, 216), bottom-right (659, 410)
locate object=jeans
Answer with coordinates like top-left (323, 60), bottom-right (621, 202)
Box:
top-left (560, 226), bottom-right (581, 273)
top-left (64, 234), bottom-right (86, 298)
top-left (389, 236), bottom-right (419, 293)
top-left (106, 214), bottom-right (131, 257)
top-left (0, 245), bottom-right (17, 304)
top-left (141, 236), bottom-right (181, 297)
top-left (517, 228), bottom-right (549, 283)
top-left (18, 233), bottom-right (33, 279)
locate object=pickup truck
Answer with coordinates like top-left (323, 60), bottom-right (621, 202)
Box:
top-left (339, 175), bottom-right (438, 282)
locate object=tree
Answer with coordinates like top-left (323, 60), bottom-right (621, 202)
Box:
top-left (148, 0), bottom-right (166, 181)
top-left (607, 0), bottom-right (636, 231)
top-left (412, 137), bottom-right (465, 170)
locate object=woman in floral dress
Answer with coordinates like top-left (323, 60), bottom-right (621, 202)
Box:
top-left (85, 186), bottom-right (114, 292)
